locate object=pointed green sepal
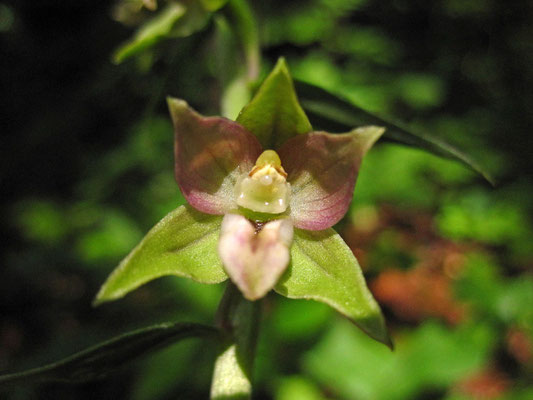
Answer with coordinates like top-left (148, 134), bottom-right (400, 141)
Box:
top-left (236, 58), bottom-right (312, 149)
top-left (274, 228), bottom-right (392, 349)
top-left (94, 205), bottom-right (227, 305)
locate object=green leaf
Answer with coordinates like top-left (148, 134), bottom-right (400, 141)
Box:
top-left (236, 58), bottom-right (312, 149)
top-left (294, 80), bottom-right (495, 185)
top-left (94, 205), bottom-right (227, 305)
top-left (0, 322), bottom-right (218, 385)
top-left (274, 228), bottom-right (392, 348)
top-left (200, 0), bottom-right (229, 12)
top-left (113, 3), bottom-right (186, 63)
top-left (113, 1), bottom-right (212, 64)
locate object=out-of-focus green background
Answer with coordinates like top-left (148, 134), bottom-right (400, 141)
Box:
top-left (1, 0), bottom-right (532, 398)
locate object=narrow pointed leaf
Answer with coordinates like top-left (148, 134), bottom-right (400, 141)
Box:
top-left (274, 228), bottom-right (392, 348)
top-left (168, 98), bottom-right (262, 215)
top-left (0, 322), bottom-right (218, 385)
top-left (113, 1), bottom-right (213, 64)
top-left (278, 128), bottom-right (384, 231)
top-left (294, 80), bottom-right (495, 185)
top-left (218, 214), bottom-right (293, 301)
top-left (113, 3), bottom-right (186, 63)
top-left (95, 205), bottom-right (227, 305)
top-left (236, 58), bottom-right (312, 149)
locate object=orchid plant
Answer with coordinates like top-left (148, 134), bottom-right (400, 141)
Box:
top-left (92, 58), bottom-right (390, 397)
top-left (0, 2), bottom-right (497, 397)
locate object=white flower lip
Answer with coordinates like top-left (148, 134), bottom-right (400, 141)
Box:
top-left (218, 213), bottom-right (293, 300)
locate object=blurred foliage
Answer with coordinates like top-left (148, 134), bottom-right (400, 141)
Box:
top-left (1, 0), bottom-right (532, 399)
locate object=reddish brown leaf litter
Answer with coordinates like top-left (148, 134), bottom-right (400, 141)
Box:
top-left (371, 266), bottom-right (467, 324)
top-left (343, 205), bottom-right (469, 323)
top-left (506, 327), bottom-right (533, 366)
top-left (453, 368), bottom-right (510, 399)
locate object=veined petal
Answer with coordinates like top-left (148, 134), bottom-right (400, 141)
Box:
top-left (168, 97), bottom-right (262, 214)
top-left (218, 214), bottom-right (293, 300)
top-left (278, 126), bottom-right (385, 230)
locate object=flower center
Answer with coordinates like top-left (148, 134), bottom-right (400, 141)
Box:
top-left (235, 150), bottom-right (290, 214)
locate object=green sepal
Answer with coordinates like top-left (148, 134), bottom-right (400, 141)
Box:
top-left (94, 205), bottom-right (227, 305)
top-left (0, 322), bottom-right (218, 385)
top-left (236, 58), bottom-right (312, 149)
top-left (113, 1), bottom-right (211, 64)
top-left (274, 228), bottom-right (392, 349)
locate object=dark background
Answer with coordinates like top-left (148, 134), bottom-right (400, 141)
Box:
top-left (1, 0), bottom-right (532, 399)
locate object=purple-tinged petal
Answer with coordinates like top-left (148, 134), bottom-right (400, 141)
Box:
top-left (168, 97), bottom-right (263, 215)
top-left (278, 126), bottom-right (384, 230)
top-left (218, 214), bottom-right (293, 301)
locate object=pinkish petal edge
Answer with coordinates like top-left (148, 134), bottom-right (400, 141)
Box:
top-left (168, 97), bottom-right (263, 215)
top-left (278, 126), bottom-right (385, 230)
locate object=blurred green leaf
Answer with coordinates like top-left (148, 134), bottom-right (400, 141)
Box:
top-left (274, 228), bottom-right (391, 348)
top-left (114, 3), bottom-right (186, 63)
top-left (276, 376), bottom-right (325, 400)
top-left (0, 322), bottom-right (218, 385)
top-left (261, 0), bottom-right (367, 47)
top-left (132, 339), bottom-right (200, 400)
top-left (437, 189), bottom-right (533, 257)
top-left (272, 298), bottom-right (331, 341)
top-left (305, 319), bottom-right (495, 400)
top-left (237, 58), bottom-right (312, 149)
top-left (351, 145), bottom-right (474, 210)
top-left (76, 209), bottom-right (143, 263)
top-left (396, 74), bottom-right (446, 109)
top-left (95, 205), bottom-right (227, 305)
top-left (113, 1), bottom-right (212, 63)
top-left (15, 199), bottom-right (68, 244)
top-left (200, 0), bottom-right (229, 12)
top-left (455, 253), bottom-right (533, 326)
top-left (323, 26), bottom-right (399, 65)
top-left (294, 80), bottom-right (495, 185)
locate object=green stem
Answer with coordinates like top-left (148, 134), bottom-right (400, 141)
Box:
top-left (210, 283), bottom-right (261, 400)
top-left (217, 0), bottom-right (260, 118)
top-left (225, 0), bottom-right (260, 82)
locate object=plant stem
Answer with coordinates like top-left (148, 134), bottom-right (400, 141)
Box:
top-left (210, 283), bottom-right (261, 400)
top-left (226, 0), bottom-right (260, 82)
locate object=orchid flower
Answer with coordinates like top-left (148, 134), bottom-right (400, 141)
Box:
top-left (95, 59), bottom-right (391, 346)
